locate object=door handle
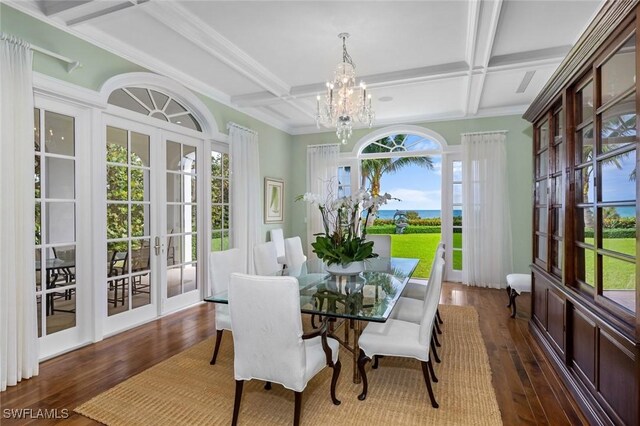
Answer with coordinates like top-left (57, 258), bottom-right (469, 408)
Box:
top-left (154, 236), bottom-right (161, 256)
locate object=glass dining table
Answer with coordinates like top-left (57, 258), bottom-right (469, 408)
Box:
top-left (205, 256), bottom-right (420, 383)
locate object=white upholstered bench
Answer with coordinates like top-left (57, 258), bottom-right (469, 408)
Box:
top-left (506, 273), bottom-right (532, 318)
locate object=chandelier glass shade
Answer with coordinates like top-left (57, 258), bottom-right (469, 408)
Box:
top-left (316, 33), bottom-right (375, 144)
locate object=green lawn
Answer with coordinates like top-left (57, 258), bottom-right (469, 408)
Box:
top-left (388, 233), bottom-right (460, 278)
top-left (583, 238), bottom-right (635, 290)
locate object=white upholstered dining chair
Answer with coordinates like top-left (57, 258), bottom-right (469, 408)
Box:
top-left (356, 257), bottom-right (445, 408)
top-left (253, 241), bottom-right (281, 275)
top-left (270, 228), bottom-right (287, 265)
top-left (228, 273), bottom-right (342, 426)
top-left (284, 236), bottom-right (307, 277)
top-left (366, 234), bottom-right (391, 258)
top-left (208, 248), bottom-right (246, 365)
top-left (401, 241), bottom-right (445, 300)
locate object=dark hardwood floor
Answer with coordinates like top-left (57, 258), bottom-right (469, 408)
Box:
top-left (2, 283), bottom-right (587, 425)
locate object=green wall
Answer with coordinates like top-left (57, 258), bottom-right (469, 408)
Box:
top-left (290, 116), bottom-right (533, 274)
top-left (0, 4), bottom-right (294, 240)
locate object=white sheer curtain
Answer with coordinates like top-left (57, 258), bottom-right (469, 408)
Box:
top-left (229, 123), bottom-right (261, 274)
top-left (461, 131), bottom-right (513, 288)
top-left (0, 35), bottom-right (39, 391)
top-left (306, 144), bottom-right (339, 260)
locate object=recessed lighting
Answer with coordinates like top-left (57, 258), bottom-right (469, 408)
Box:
top-left (176, 121), bottom-right (182, 124)
top-left (378, 96), bottom-right (393, 102)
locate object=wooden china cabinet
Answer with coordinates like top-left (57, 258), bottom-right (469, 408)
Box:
top-left (524, 2), bottom-right (639, 425)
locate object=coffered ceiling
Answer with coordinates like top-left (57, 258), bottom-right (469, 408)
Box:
top-left (9, 0), bottom-right (602, 134)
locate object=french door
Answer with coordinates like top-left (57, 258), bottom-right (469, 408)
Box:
top-left (442, 152), bottom-right (463, 282)
top-left (103, 117), bottom-right (203, 334)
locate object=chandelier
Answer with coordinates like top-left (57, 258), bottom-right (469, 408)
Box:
top-left (316, 33), bottom-right (375, 144)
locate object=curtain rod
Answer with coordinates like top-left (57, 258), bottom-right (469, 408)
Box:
top-left (1, 32), bottom-right (81, 73)
top-left (307, 143), bottom-right (340, 148)
top-left (227, 122), bottom-right (258, 135)
top-left (460, 130), bottom-right (509, 136)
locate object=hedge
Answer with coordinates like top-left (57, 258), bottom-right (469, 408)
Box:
top-left (366, 225), bottom-right (441, 234)
top-left (373, 217), bottom-right (462, 226)
top-left (583, 228), bottom-right (636, 238)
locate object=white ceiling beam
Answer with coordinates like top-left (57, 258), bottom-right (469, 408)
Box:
top-left (466, 0), bottom-right (504, 116)
top-left (40, 0), bottom-right (94, 17)
top-left (66, 1), bottom-right (147, 27)
top-left (462, 0), bottom-right (481, 115)
top-left (142, 1), bottom-right (291, 98)
top-left (233, 61), bottom-right (470, 108)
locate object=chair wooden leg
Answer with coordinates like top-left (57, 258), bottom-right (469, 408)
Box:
top-left (436, 308), bottom-right (443, 324)
top-left (232, 380), bottom-right (244, 426)
top-left (434, 318), bottom-right (442, 335)
top-left (264, 381), bottom-right (272, 390)
top-left (432, 328), bottom-right (441, 347)
top-left (506, 285), bottom-right (512, 306)
top-left (430, 337), bottom-right (441, 363)
top-left (421, 361), bottom-right (439, 408)
top-left (357, 350), bottom-right (370, 401)
top-left (209, 330), bottom-right (224, 365)
top-left (427, 358), bottom-right (438, 383)
top-left (372, 355), bottom-right (380, 369)
top-left (293, 391), bottom-right (302, 426)
top-left (510, 289), bottom-right (518, 318)
top-left (330, 359), bottom-right (341, 405)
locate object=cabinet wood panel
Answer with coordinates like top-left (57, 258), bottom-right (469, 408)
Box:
top-left (570, 306), bottom-right (596, 386)
top-left (597, 330), bottom-right (638, 425)
top-left (547, 290), bottom-right (565, 355)
top-left (533, 277), bottom-right (548, 329)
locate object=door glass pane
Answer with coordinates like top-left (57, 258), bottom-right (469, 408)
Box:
top-left (576, 246), bottom-right (595, 287)
top-left (453, 183), bottom-right (462, 204)
top-left (131, 132), bottom-right (150, 167)
top-left (552, 208), bottom-right (563, 237)
top-left (167, 266), bottom-right (182, 297)
top-left (601, 255), bottom-right (636, 313)
top-left (536, 179), bottom-right (548, 204)
top-left (576, 124), bottom-right (594, 164)
top-left (600, 150), bottom-right (636, 203)
top-left (45, 158), bottom-right (75, 199)
top-left (34, 108), bottom-right (41, 151)
top-left (130, 169), bottom-right (149, 202)
top-left (167, 234), bottom-right (181, 267)
top-left (222, 153), bottom-right (230, 179)
top-left (166, 141), bottom-right (181, 171)
top-left (183, 145), bottom-right (197, 173)
top-left (578, 82), bottom-right (594, 123)
top-left (167, 173), bottom-right (181, 203)
top-left (106, 127), bottom-right (128, 164)
top-left (601, 94), bottom-right (636, 153)
top-left (44, 111), bottom-right (74, 156)
top-left (452, 161), bottom-right (462, 182)
top-left (131, 204), bottom-right (150, 237)
top-left (46, 202), bottom-right (76, 244)
top-left (107, 204), bottom-right (128, 239)
top-left (453, 229), bottom-right (462, 249)
top-left (601, 35), bottom-right (635, 106)
top-left (551, 240), bottom-right (563, 270)
top-left (167, 205), bottom-right (182, 234)
top-left (185, 176), bottom-right (197, 203)
top-left (35, 156), bottom-right (41, 198)
top-left (452, 250), bottom-right (462, 271)
top-left (183, 263), bottom-right (197, 292)
top-left (107, 165), bottom-right (128, 201)
top-left (554, 141), bottom-right (564, 172)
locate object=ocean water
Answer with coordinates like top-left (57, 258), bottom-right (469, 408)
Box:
top-left (375, 209), bottom-right (461, 219)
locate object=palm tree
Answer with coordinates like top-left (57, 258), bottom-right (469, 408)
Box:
top-left (360, 134), bottom-right (434, 196)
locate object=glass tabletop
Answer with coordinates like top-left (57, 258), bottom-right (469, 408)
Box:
top-left (205, 257), bottom-right (420, 323)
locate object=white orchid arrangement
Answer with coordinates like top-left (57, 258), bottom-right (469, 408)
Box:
top-left (297, 184), bottom-right (395, 265)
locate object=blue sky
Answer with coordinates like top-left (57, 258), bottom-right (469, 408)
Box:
top-left (378, 155), bottom-right (442, 210)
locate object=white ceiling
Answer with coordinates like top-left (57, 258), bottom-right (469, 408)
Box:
top-left (9, 0), bottom-right (603, 134)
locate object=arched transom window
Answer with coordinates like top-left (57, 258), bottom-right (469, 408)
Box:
top-left (361, 133), bottom-right (441, 157)
top-left (108, 87), bottom-right (202, 132)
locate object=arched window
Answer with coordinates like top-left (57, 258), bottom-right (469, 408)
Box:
top-left (361, 133), bottom-right (441, 155)
top-left (108, 87), bottom-right (202, 132)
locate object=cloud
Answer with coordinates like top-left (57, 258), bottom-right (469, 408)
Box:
top-left (383, 188), bottom-right (441, 210)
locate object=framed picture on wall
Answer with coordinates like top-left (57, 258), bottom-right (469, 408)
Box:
top-left (264, 177), bottom-right (284, 223)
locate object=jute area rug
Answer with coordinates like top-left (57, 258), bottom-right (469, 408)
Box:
top-left (76, 305), bottom-right (502, 425)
